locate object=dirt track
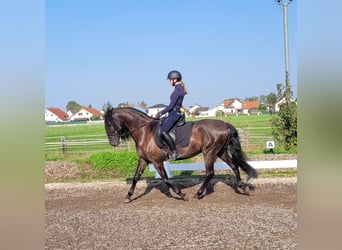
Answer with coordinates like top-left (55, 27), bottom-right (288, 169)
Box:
top-left (45, 177), bottom-right (297, 249)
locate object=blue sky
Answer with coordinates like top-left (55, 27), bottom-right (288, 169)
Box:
top-left (46, 0), bottom-right (297, 111)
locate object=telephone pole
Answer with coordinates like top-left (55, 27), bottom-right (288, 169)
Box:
top-left (275, 0), bottom-right (293, 103)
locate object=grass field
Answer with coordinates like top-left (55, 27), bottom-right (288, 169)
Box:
top-left (45, 114), bottom-right (284, 161)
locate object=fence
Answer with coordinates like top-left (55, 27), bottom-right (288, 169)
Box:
top-left (149, 160), bottom-right (297, 178)
top-left (45, 127), bottom-right (274, 154)
top-left (45, 134), bottom-right (136, 153)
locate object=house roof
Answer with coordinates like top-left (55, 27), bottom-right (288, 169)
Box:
top-left (223, 100), bottom-right (234, 107)
top-left (198, 107), bottom-right (209, 112)
top-left (47, 107), bottom-right (69, 121)
top-left (241, 101), bottom-right (259, 109)
top-left (82, 107), bottom-right (103, 116)
top-left (148, 103), bottom-right (167, 109)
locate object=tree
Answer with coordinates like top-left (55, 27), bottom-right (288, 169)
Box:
top-left (276, 83), bottom-right (283, 101)
top-left (266, 93), bottom-right (277, 114)
top-left (66, 101), bottom-right (82, 113)
top-left (215, 110), bottom-right (224, 117)
top-left (272, 101), bottom-right (297, 151)
top-left (244, 96), bottom-right (258, 101)
top-left (138, 101), bottom-right (148, 109)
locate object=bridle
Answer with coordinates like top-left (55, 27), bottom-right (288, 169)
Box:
top-left (106, 114), bottom-right (123, 137)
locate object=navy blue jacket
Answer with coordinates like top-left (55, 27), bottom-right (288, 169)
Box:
top-left (159, 84), bottom-right (185, 116)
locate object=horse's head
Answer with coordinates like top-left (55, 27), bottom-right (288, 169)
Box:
top-left (104, 108), bottom-right (125, 146)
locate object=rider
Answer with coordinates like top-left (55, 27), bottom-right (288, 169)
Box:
top-left (156, 70), bottom-right (188, 160)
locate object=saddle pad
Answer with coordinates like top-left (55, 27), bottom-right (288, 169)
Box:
top-left (154, 122), bottom-right (194, 149)
top-left (175, 122), bottom-right (193, 148)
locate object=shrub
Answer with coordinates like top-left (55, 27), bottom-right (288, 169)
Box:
top-left (272, 101), bottom-right (297, 151)
top-left (86, 151), bottom-right (139, 178)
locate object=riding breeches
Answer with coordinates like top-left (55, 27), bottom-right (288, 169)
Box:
top-left (160, 109), bottom-right (182, 132)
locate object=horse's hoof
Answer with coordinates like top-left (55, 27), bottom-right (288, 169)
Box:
top-left (178, 192), bottom-right (188, 201)
top-left (193, 193), bottom-right (204, 199)
top-left (182, 194), bottom-right (189, 201)
top-left (237, 181), bottom-right (255, 195)
top-left (124, 198), bottom-right (132, 203)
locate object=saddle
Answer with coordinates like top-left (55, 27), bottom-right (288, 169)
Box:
top-left (155, 114), bottom-right (193, 150)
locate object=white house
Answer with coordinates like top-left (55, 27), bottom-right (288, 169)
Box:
top-left (147, 104), bottom-right (167, 118)
top-left (188, 104), bottom-right (201, 115)
top-left (206, 106), bottom-right (225, 117)
top-left (223, 99), bottom-right (242, 114)
top-left (45, 107), bottom-right (69, 122)
top-left (69, 107), bottom-right (103, 121)
top-left (241, 101), bottom-right (260, 115)
top-left (275, 97), bottom-right (296, 112)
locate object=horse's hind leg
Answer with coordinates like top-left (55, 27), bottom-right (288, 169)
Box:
top-left (125, 157), bottom-right (148, 203)
top-left (218, 151), bottom-right (242, 184)
top-left (218, 151), bottom-right (254, 194)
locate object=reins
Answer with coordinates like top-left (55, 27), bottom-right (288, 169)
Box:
top-left (125, 120), bottom-right (155, 136)
top-left (108, 114), bottom-right (155, 137)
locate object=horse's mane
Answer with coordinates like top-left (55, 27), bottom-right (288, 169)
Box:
top-left (105, 107), bottom-right (154, 121)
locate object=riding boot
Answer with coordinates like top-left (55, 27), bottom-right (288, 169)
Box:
top-left (161, 131), bottom-right (180, 161)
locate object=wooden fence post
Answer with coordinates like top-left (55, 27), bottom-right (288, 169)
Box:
top-left (61, 136), bottom-right (67, 153)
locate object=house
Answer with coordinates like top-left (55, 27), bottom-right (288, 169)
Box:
top-left (275, 97), bottom-right (296, 112)
top-left (189, 99), bottom-right (244, 117)
top-left (147, 104), bottom-right (167, 118)
top-left (45, 107), bottom-right (69, 122)
top-left (66, 110), bottom-right (76, 119)
top-left (189, 104), bottom-right (201, 116)
top-left (189, 104), bottom-right (210, 117)
top-left (223, 99), bottom-right (242, 115)
top-left (197, 106), bottom-right (210, 116)
top-left (241, 101), bottom-right (260, 115)
top-left (70, 107), bottom-right (103, 121)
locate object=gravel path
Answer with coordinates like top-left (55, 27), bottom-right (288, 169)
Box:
top-left (45, 177), bottom-right (297, 249)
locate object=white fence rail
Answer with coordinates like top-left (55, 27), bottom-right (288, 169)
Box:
top-left (45, 135), bottom-right (134, 152)
top-left (149, 160), bottom-right (297, 178)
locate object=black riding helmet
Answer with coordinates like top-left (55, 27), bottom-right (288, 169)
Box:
top-left (167, 70), bottom-right (182, 81)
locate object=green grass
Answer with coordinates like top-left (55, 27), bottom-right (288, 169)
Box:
top-left (187, 114), bottom-right (273, 128)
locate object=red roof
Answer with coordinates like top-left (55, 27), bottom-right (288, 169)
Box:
top-left (47, 108), bottom-right (69, 121)
top-left (241, 101), bottom-right (259, 109)
top-left (223, 100), bottom-right (234, 108)
top-left (82, 107), bottom-right (103, 116)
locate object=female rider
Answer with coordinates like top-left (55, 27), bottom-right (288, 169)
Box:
top-left (156, 70), bottom-right (188, 160)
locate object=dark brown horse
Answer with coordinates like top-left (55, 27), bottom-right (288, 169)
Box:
top-left (104, 107), bottom-right (257, 202)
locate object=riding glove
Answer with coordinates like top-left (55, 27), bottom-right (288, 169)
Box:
top-left (155, 112), bottom-right (161, 119)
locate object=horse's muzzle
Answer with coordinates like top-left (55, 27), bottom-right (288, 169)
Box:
top-left (108, 137), bottom-right (121, 147)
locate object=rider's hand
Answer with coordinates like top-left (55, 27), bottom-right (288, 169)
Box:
top-left (155, 112), bottom-right (161, 119)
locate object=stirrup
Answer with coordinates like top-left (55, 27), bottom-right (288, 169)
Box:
top-left (168, 151), bottom-right (180, 161)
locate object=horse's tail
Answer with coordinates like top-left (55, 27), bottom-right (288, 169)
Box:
top-left (226, 123), bottom-right (258, 179)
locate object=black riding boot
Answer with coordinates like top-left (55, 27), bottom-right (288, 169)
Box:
top-left (161, 131), bottom-right (180, 161)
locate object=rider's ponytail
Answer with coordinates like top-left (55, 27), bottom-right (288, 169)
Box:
top-left (180, 81), bottom-right (188, 95)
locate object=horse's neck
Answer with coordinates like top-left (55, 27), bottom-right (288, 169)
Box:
top-left (119, 113), bottom-right (151, 130)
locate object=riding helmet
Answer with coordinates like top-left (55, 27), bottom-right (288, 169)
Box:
top-left (167, 70), bottom-right (182, 81)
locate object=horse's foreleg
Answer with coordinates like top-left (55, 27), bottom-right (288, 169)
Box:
top-left (125, 157), bottom-right (147, 203)
top-left (194, 166), bottom-right (214, 199)
top-left (154, 162), bottom-right (187, 201)
top-left (194, 153), bottom-right (216, 199)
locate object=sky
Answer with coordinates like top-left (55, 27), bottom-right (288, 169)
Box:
top-left (46, 0), bottom-right (297, 111)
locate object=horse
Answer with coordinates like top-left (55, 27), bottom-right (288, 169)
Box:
top-left (104, 107), bottom-right (257, 202)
